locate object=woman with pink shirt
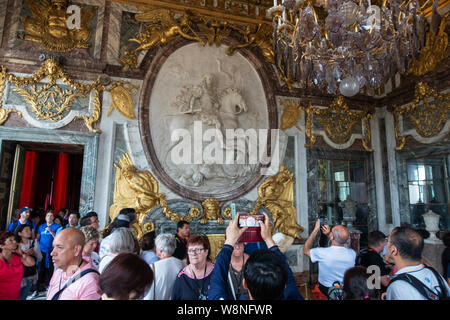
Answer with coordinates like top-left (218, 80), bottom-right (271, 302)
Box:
top-left (0, 231), bottom-right (36, 300)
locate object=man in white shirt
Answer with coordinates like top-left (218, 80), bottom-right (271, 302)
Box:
top-left (143, 233), bottom-right (186, 300)
top-left (385, 226), bottom-right (450, 300)
top-left (303, 219), bottom-right (356, 297)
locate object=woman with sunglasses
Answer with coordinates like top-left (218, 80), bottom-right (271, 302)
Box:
top-left (171, 234), bottom-right (214, 300)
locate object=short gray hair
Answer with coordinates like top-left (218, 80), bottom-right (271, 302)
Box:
top-left (155, 233), bottom-right (176, 255)
top-left (103, 227), bottom-right (135, 254)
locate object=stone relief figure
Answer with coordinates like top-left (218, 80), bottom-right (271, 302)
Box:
top-left (163, 68), bottom-right (256, 192)
top-left (109, 153), bottom-right (164, 240)
top-left (339, 196), bottom-right (358, 227)
top-left (252, 166), bottom-right (304, 240)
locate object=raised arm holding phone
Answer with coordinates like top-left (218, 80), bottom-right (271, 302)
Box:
top-left (208, 213), bottom-right (303, 300)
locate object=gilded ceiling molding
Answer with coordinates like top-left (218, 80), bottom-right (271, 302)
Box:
top-left (304, 96), bottom-right (373, 152)
top-left (119, 4), bottom-right (274, 70)
top-left (226, 23), bottom-right (274, 64)
top-left (393, 82), bottom-right (450, 150)
top-left (408, 17), bottom-right (448, 76)
top-left (19, 0), bottom-right (95, 52)
top-left (0, 59), bottom-right (103, 133)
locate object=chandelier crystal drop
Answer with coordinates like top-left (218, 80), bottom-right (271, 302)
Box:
top-left (268, 0), bottom-right (429, 96)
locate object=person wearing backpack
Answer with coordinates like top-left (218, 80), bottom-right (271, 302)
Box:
top-left (385, 226), bottom-right (450, 300)
top-left (355, 230), bottom-right (391, 292)
top-left (303, 219), bottom-right (356, 299)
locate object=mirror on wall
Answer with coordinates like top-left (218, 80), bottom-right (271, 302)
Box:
top-left (407, 154), bottom-right (450, 230)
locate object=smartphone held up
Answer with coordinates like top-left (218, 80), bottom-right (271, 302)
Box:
top-left (237, 214), bottom-right (265, 243)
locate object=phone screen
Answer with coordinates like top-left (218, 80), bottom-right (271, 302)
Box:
top-left (237, 214), bottom-right (265, 243)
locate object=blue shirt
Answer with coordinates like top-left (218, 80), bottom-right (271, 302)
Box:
top-left (37, 223), bottom-right (60, 253)
top-left (7, 219), bottom-right (36, 232)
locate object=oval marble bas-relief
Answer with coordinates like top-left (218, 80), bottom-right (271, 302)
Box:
top-left (140, 42), bottom-right (274, 201)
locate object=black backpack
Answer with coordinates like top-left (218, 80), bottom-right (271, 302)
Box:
top-left (355, 248), bottom-right (369, 266)
top-left (389, 267), bottom-right (450, 300)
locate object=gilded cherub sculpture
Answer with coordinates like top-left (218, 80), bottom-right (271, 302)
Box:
top-left (120, 9), bottom-right (206, 70)
top-left (252, 166), bottom-right (304, 239)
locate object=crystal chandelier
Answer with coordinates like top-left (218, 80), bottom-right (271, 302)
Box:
top-left (268, 0), bottom-right (429, 96)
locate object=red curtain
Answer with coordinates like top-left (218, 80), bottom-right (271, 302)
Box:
top-left (52, 153), bottom-right (69, 214)
top-left (19, 151), bottom-right (39, 208)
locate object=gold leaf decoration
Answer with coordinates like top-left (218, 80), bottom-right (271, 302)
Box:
top-left (394, 82), bottom-right (450, 150)
top-left (107, 81), bottom-right (139, 119)
top-left (20, 0), bottom-right (95, 52)
top-left (304, 96), bottom-right (373, 151)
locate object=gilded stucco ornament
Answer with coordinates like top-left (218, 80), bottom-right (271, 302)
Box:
top-left (408, 14), bottom-right (448, 76)
top-left (0, 59), bottom-right (103, 133)
top-left (109, 153), bottom-right (163, 240)
top-left (251, 166), bottom-right (304, 240)
top-left (0, 66), bottom-right (22, 124)
top-left (200, 198), bottom-right (224, 224)
top-left (106, 81), bottom-right (139, 119)
top-left (304, 96), bottom-right (373, 151)
top-left (119, 5), bottom-right (274, 70)
top-left (393, 82), bottom-right (450, 150)
top-left (119, 8), bottom-right (206, 70)
top-left (279, 98), bottom-right (304, 131)
top-left (226, 23), bottom-right (275, 63)
top-left (20, 0), bottom-right (95, 52)
top-left (109, 153), bottom-right (202, 239)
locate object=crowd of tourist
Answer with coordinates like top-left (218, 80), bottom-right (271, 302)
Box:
top-left (0, 206), bottom-right (449, 300)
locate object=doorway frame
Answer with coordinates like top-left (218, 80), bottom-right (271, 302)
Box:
top-left (0, 127), bottom-right (99, 218)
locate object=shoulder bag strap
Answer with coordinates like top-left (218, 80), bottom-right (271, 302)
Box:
top-left (51, 268), bottom-right (100, 300)
top-left (151, 263), bottom-right (156, 300)
top-left (425, 266), bottom-right (449, 298)
top-left (390, 273), bottom-right (439, 300)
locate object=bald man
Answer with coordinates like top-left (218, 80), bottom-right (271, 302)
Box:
top-left (46, 228), bottom-right (100, 300)
top-left (303, 219), bottom-right (356, 298)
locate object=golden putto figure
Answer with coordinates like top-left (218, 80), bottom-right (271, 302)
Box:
top-left (252, 166), bottom-right (304, 239)
top-left (109, 153), bottom-right (163, 240)
top-left (20, 0), bottom-right (94, 52)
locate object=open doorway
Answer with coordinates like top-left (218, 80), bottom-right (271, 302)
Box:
top-left (0, 141), bottom-right (84, 229)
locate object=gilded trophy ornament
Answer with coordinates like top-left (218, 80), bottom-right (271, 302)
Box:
top-left (279, 98), bottom-right (304, 131)
top-left (106, 81), bottom-right (139, 119)
top-left (304, 96), bottom-right (373, 151)
top-left (0, 59), bottom-right (102, 133)
top-left (109, 153), bottom-right (164, 240)
top-left (20, 0), bottom-right (95, 52)
top-left (393, 82), bottom-right (450, 150)
top-left (251, 166), bottom-right (304, 240)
